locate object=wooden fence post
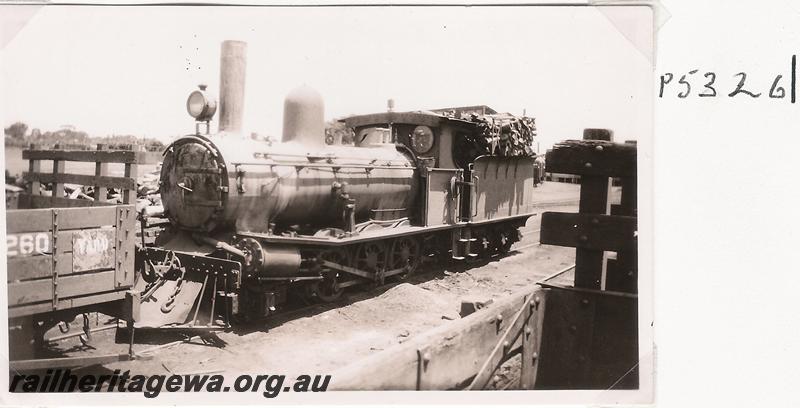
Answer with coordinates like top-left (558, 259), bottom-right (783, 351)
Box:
top-left (574, 129), bottom-right (613, 289)
top-left (95, 144), bottom-right (108, 202)
top-left (122, 145), bottom-right (138, 205)
top-left (607, 140), bottom-right (638, 293)
top-left (536, 130), bottom-right (638, 389)
top-left (52, 144), bottom-right (65, 203)
top-left (27, 143), bottom-right (41, 196)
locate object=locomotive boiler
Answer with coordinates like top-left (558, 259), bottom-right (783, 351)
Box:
top-left (137, 40), bottom-right (540, 326)
top-left (160, 98), bottom-right (418, 234)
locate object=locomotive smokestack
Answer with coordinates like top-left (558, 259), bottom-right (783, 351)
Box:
top-left (282, 85), bottom-right (325, 146)
top-left (218, 40), bottom-right (247, 134)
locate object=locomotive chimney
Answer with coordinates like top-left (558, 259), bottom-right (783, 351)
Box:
top-left (218, 40), bottom-right (247, 134)
top-left (282, 85), bottom-right (325, 146)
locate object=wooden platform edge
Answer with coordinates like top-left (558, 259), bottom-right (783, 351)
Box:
top-left (328, 285), bottom-right (547, 391)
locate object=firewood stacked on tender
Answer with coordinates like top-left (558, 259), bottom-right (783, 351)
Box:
top-left (440, 110), bottom-right (537, 161)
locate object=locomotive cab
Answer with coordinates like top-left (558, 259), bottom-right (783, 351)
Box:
top-left (346, 112), bottom-right (447, 169)
top-left (344, 110), bottom-right (480, 226)
top-left (343, 106), bottom-right (539, 228)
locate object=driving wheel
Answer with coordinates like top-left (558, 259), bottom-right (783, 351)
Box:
top-left (311, 248), bottom-right (350, 303)
top-left (388, 237), bottom-right (421, 279)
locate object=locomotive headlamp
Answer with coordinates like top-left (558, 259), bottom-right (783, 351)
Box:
top-left (410, 125), bottom-right (434, 154)
top-left (186, 84), bottom-right (217, 121)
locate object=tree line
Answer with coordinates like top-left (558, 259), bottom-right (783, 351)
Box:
top-left (4, 121), bottom-right (166, 151)
top-left (5, 119), bottom-right (354, 150)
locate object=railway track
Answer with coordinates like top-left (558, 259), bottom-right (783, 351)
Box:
top-left (42, 201), bottom-right (576, 372)
top-left (44, 225), bottom-right (552, 366)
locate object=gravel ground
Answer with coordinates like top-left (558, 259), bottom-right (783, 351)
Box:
top-left (38, 183), bottom-right (588, 387)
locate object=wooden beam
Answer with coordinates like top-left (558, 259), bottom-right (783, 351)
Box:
top-left (540, 212), bottom-right (637, 252)
top-left (23, 172), bottom-right (136, 190)
top-left (19, 194), bottom-right (116, 209)
top-left (6, 253), bottom-right (82, 282)
top-left (8, 270), bottom-right (117, 305)
top-left (60, 270), bottom-right (117, 298)
top-left (5, 206), bottom-right (125, 233)
top-left (23, 149), bottom-right (144, 164)
top-left (467, 293), bottom-right (532, 389)
top-left (8, 278), bottom-right (52, 305)
top-left (8, 291), bottom-right (127, 318)
top-left (545, 141), bottom-right (636, 178)
top-left (534, 288), bottom-right (638, 389)
top-left (5, 208), bottom-right (53, 233)
top-left (8, 251), bottom-right (119, 281)
top-left (56, 206), bottom-right (120, 229)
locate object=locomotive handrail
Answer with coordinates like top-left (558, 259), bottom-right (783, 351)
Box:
top-left (229, 161), bottom-right (416, 171)
top-left (471, 174), bottom-right (480, 218)
top-left (250, 148), bottom-right (411, 162)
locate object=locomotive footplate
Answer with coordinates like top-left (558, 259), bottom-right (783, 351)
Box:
top-left (135, 247), bottom-right (241, 329)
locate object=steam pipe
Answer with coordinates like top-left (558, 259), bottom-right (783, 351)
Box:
top-left (194, 234), bottom-right (246, 258)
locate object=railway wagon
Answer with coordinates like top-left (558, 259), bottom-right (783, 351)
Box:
top-left (6, 146), bottom-right (141, 368)
top-left (136, 40), bottom-right (541, 327)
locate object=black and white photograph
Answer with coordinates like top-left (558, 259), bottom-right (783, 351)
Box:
top-left (1, 2), bottom-right (656, 404)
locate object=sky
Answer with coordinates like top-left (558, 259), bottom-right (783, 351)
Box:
top-left (1, 4), bottom-right (653, 150)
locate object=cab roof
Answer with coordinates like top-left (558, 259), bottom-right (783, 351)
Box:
top-left (341, 111), bottom-right (465, 129)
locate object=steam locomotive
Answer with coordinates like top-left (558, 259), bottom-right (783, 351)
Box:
top-left (136, 41), bottom-right (540, 326)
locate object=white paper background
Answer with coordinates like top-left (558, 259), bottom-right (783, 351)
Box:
top-left (656, 1), bottom-right (800, 407)
top-left (0, 0), bottom-right (797, 407)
